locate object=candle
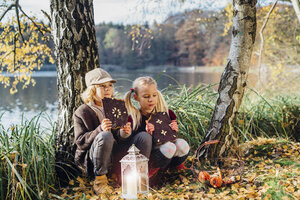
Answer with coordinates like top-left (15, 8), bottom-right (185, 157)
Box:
top-left (126, 172), bottom-right (137, 199)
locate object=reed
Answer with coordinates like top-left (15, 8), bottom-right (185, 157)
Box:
top-left (164, 84), bottom-right (217, 149)
top-left (0, 112), bottom-right (58, 200)
top-left (165, 84), bottom-right (300, 150)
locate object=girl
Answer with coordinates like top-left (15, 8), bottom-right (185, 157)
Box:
top-left (125, 76), bottom-right (190, 180)
top-left (73, 68), bottom-right (152, 195)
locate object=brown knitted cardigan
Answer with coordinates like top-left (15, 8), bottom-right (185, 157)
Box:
top-left (73, 104), bottom-right (104, 176)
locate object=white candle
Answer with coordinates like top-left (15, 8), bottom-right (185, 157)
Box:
top-left (126, 172), bottom-right (137, 199)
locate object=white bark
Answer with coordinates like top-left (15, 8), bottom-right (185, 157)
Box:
top-left (291, 0), bottom-right (300, 23)
top-left (199, 0), bottom-right (257, 159)
top-left (50, 0), bottom-right (100, 159)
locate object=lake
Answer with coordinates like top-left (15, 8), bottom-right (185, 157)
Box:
top-left (0, 66), bottom-right (224, 129)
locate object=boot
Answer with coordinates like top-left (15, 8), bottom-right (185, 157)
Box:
top-left (93, 175), bottom-right (112, 195)
top-left (175, 162), bottom-right (188, 170)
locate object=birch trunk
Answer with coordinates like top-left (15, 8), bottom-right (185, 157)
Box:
top-left (198, 0), bottom-right (257, 159)
top-left (291, 0), bottom-right (300, 23)
top-left (50, 0), bottom-right (100, 164)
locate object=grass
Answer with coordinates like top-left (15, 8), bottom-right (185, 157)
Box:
top-left (0, 112), bottom-right (58, 200)
top-left (164, 84), bottom-right (300, 149)
top-left (0, 85), bottom-right (299, 199)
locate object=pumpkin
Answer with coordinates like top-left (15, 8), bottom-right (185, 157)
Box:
top-left (198, 171), bottom-right (210, 183)
top-left (210, 176), bottom-right (222, 188)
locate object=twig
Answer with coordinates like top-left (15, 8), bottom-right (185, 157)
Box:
top-left (41, 9), bottom-right (51, 24)
top-left (13, 33), bottom-right (17, 71)
top-left (0, 3), bottom-right (15, 21)
top-left (258, 0), bottom-right (278, 83)
top-left (14, 0), bottom-right (25, 42)
top-left (18, 5), bottom-right (51, 35)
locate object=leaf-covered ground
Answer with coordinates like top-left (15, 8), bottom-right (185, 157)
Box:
top-left (52, 138), bottom-right (300, 200)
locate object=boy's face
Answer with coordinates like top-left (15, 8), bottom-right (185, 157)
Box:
top-left (94, 81), bottom-right (114, 101)
top-left (134, 84), bottom-right (158, 114)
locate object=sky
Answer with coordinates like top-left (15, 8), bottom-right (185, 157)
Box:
top-left (17, 0), bottom-right (230, 25)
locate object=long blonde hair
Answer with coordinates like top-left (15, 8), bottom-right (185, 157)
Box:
top-left (124, 76), bottom-right (168, 130)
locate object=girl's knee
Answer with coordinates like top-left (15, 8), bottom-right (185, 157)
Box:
top-left (160, 142), bottom-right (176, 159)
top-left (135, 131), bottom-right (152, 145)
top-left (175, 138), bottom-right (190, 156)
top-left (94, 131), bottom-right (114, 143)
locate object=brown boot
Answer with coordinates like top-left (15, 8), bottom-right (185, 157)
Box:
top-left (93, 175), bottom-right (112, 195)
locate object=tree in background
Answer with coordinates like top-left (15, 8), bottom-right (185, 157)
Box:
top-left (254, 3), bottom-right (300, 92)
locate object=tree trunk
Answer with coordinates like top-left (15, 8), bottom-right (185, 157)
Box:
top-left (50, 0), bottom-right (100, 165)
top-left (291, 0), bottom-right (300, 23)
top-left (198, 0), bottom-right (257, 159)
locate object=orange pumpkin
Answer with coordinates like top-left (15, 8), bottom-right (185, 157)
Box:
top-left (210, 176), bottom-right (222, 188)
top-left (198, 171), bottom-right (210, 183)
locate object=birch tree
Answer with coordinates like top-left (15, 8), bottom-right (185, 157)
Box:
top-left (50, 0), bottom-right (100, 164)
top-left (198, 0), bottom-right (257, 159)
top-left (291, 0), bottom-right (300, 23)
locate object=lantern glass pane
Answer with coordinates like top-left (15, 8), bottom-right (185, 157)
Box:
top-left (137, 164), bottom-right (147, 192)
top-left (123, 165), bottom-right (138, 198)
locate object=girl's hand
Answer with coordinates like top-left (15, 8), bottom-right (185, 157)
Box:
top-left (101, 118), bottom-right (112, 132)
top-left (146, 121), bottom-right (154, 135)
top-left (122, 122), bottom-right (132, 135)
top-left (170, 120), bottom-right (178, 132)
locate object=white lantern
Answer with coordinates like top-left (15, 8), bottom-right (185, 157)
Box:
top-left (120, 144), bottom-right (149, 199)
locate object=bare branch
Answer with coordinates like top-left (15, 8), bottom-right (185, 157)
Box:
top-left (41, 9), bottom-right (51, 25)
top-left (13, 33), bottom-right (16, 71)
top-left (15, 0), bottom-right (25, 42)
top-left (18, 5), bottom-right (51, 35)
top-left (0, 3), bottom-right (15, 21)
top-left (258, 0), bottom-right (278, 82)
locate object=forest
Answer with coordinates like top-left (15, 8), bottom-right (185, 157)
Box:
top-left (28, 3), bottom-right (300, 69)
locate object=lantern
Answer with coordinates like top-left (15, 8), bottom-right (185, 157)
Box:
top-left (120, 144), bottom-right (149, 199)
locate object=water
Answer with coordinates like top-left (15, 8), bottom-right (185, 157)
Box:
top-left (0, 66), bottom-right (222, 129)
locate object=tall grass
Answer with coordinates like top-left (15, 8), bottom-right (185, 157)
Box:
top-left (238, 90), bottom-right (300, 141)
top-left (165, 84), bottom-right (300, 150)
top-left (0, 113), bottom-right (58, 200)
top-left (164, 84), bottom-right (217, 149)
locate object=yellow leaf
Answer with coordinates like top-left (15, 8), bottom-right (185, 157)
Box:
top-left (208, 188), bottom-right (215, 194)
top-left (69, 179), bottom-right (74, 185)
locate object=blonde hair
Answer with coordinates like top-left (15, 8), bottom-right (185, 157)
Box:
top-left (81, 84), bottom-right (114, 106)
top-left (124, 76), bottom-right (168, 130)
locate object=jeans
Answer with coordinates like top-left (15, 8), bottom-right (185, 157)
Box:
top-left (89, 131), bottom-right (152, 176)
top-left (89, 131), bottom-right (115, 176)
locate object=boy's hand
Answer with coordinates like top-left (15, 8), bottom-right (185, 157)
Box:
top-left (170, 120), bottom-right (178, 132)
top-left (101, 118), bottom-right (112, 132)
top-left (122, 122), bottom-right (132, 135)
top-left (146, 121), bottom-right (154, 135)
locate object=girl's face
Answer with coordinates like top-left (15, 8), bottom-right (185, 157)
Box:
top-left (94, 81), bottom-right (114, 102)
top-left (134, 84), bottom-right (158, 114)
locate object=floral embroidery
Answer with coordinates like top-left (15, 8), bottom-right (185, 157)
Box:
top-left (156, 119), bottom-right (162, 124)
top-left (112, 107), bottom-right (121, 118)
top-left (161, 130), bottom-right (167, 136)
